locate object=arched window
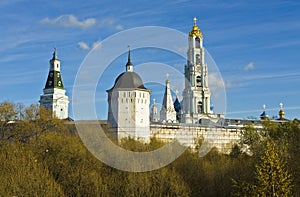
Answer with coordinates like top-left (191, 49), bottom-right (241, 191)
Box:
top-left (195, 37), bottom-right (200, 48)
top-left (197, 101), bottom-right (202, 113)
top-left (196, 54), bottom-right (200, 65)
top-left (196, 76), bottom-right (201, 87)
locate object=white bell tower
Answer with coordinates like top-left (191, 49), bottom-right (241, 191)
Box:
top-left (181, 18), bottom-right (211, 124)
top-left (39, 48), bottom-right (69, 119)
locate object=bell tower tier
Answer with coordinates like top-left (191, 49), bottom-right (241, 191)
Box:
top-left (181, 18), bottom-right (211, 124)
top-left (39, 48), bottom-right (69, 119)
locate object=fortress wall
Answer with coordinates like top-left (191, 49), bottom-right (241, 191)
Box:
top-left (150, 123), bottom-right (242, 154)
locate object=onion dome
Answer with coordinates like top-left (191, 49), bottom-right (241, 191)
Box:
top-left (260, 104), bottom-right (268, 120)
top-left (189, 17), bottom-right (203, 38)
top-left (277, 102), bottom-right (288, 120)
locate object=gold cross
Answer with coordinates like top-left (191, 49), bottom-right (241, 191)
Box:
top-left (193, 17), bottom-right (197, 24)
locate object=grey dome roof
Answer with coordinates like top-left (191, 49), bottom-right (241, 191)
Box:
top-left (107, 71), bottom-right (147, 92)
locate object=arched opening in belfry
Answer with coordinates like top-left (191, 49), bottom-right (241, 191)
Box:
top-left (196, 76), bottom-right (201, 87)
top-left (196, 54), bottom-right (200, 65)
top-left (197, 101), bottom-right (202, 113)
top-left (195, 37), bottom-right (200, 48)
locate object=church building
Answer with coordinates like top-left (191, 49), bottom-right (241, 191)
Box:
top-left (107, 49), bottom-right (151, 142)
top-left (160, 76), bottom-right (177, 123)
top-left (181, 17), bottom-right (212, 124)
top-left (36, 19), bottom-right (291, 153)
top-left (39, 48), bottom-right (69, 119)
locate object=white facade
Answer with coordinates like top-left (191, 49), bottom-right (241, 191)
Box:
top-left (108, 90), bottom-right (150, 141)
top-left (107, 50), bottom-right (151, 142)
top-left (150, 99), bottom-right (159, 122)
top-left (39, 48), bottom-right (69, 119)
top-left (160, 79), bottom-right (177, 123)
top-left (181, 18), bottom-right (211, 124)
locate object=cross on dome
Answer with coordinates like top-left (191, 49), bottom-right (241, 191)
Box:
top-left (280, 102), bottom-right (283, 110)
top-left (189, 17), bottom-right (202, 38)
top-left (193, 17), bottom-right (197, 25)
top-left (166, 73), bottom-right (169, 79)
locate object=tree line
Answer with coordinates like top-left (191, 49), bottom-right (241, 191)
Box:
top-left (0, 101), bottom-right (299, 196)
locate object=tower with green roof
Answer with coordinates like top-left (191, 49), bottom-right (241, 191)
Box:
top-left (39, 48), bottom-right (69, 119)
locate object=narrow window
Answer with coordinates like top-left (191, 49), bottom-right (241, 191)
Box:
top-left (196, 54), bottom-right (200, 65)
top-left (195, 37), bottom-right (200, 48)
top-left (197, 101), bottom-right (202, 113)
top-left (196, 76), bottom-right (201, 87)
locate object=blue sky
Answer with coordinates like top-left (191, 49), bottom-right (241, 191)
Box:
top-left (0, 0), bottom-right (300, 120)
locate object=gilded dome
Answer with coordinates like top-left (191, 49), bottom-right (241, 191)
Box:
top-left (189, 17), bottom-right (203, 38)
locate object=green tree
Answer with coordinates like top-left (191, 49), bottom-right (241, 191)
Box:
top-left (240, 123), bottom-right (262, 155)
top-left (0, 143), bottom-right (64, 196)
top-left (234, 140), bottom-right (293, 196)
top-left (255, 141), bottom-right (293, 196)
top-left (0, 101), bottom-right (17, 140)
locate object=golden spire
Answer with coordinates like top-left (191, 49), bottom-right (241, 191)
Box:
top-left (189, 17), bottom-right (203, 38)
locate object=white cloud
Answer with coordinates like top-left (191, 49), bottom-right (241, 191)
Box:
top-left (78, 42), bottom-right (90, 51)
top-left (209, 72), bottom-right (225, 89)
top-left (77, 41), bottom-right (102, 51)
top-left (173, 63), bottom-right (183, 67)
top-left (115, 25), bottom-right (124, 30)
top-left (243, 62), bottom-right (254, 71)
top-left (92, 41), bottom-right (101, 49)
top-left (209, 72), bottom-right (235, 90)
top-left (224, 81), bottom-right (235, 88)
top-left (40, 14), bottom-right (96, 29)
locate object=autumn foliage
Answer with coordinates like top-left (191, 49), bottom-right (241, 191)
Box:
top-left (0, 101), bottom-right (299, 196)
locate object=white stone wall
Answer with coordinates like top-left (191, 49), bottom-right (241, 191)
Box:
top-left (150, 124), bottom-right (241, 154)
top-left (40, 88), bottom-right (69, 119)
top-left (108, 90), bottom-right (151, 142)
